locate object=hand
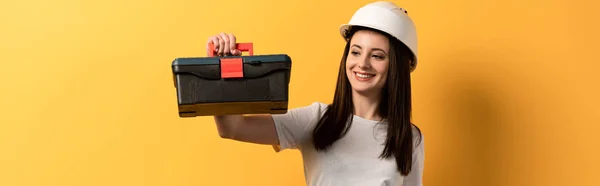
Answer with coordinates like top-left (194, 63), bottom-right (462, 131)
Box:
top-left (206, 33), bottom-right (242, 57)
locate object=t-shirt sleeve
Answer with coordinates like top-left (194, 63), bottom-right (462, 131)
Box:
top-left (271, 102), bottom-right (327, 152)
top-left (402, 126), bottom-right (425, 186)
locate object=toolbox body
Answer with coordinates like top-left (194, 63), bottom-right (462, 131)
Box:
top-left (172, 43), bottom-right (292, 117)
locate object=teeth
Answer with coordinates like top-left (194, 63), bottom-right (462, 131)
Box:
top-left (356, 72), bottom-right (374, 78)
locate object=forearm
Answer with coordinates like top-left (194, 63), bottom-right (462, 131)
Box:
top-left (214, 115), bottom-right (243, 139)
top-left (213, 114), bottom-right (279, 145)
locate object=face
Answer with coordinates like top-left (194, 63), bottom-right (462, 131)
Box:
top-left (345, 30), bottom-right (390, 95)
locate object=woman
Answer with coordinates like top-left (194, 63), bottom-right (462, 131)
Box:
top-left (208, 1), bottom-right (424, 185)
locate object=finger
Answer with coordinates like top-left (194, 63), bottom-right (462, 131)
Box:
top-left (212, 36), bottom-right (221, 56)
top-left (232, 49), bottom-right (242, 56)
top-left (228, 33), bottom-right (237, 54)
top-left (207, 36), bottom-right (218, 56)
top-left (217, 34), bottom-right (226, 56)
top-left (220, 32), bottom-right (230, 56)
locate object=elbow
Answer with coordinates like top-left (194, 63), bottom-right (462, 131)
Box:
top-left (217, 128), bottom-right (233, 139)
top-left (214, 116), bottom-right (231, 139)
top-left (214, 115), bottom-right (241, 140)
top-left (215, 123), bottom-right (237, 140)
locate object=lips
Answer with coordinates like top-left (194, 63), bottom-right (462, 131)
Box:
top-left (354, 71), bottom-right (375, 81)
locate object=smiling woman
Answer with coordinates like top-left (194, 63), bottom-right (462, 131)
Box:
top-left (313, 24), bottom-right (418, 175)
top-left (208, 1), bottom-right (424, 186)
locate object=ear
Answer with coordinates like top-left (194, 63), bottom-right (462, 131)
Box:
top-left (408, 58), bottom-right (417, 72)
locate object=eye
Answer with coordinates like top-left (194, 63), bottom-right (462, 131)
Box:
top-left (351, 51), bottom-right (360, 56)
top-left (372, 55), bottom-right (384, 59)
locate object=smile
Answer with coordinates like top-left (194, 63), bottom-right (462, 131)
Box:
top-left (354, 71), bottom-right (375, 81)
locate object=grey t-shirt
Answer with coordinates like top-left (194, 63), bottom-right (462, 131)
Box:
top-left (271, 102), bottom-right (425, 186)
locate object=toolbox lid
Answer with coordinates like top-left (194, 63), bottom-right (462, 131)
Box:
top-left (172, 54), bottom-right (291, 66)
top-left (171, 54), bottom-right (292, 80)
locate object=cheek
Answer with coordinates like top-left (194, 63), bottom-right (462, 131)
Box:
top-left (345, 57), bottom-right (356, 69)
top-left (375, 61), bottom-right (390, 75)
top-left (377, 63), bottom-right (390, 86)
top-left (345, 59), bottom-right (353, 77)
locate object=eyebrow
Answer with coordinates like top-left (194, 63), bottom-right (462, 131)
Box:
top-left (351, 44), bottom-right (387, 55)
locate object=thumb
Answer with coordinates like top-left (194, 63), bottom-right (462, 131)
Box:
top-left (231, 49), bottom-right (242, 56)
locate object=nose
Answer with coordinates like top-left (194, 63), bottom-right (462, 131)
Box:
top-left (357, 55), bottom-right (371, 69)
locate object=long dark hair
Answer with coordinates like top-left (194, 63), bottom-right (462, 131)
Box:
top-left (311, 26), bottom-right (422, 176)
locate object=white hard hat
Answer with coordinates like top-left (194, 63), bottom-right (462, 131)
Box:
top-left (340, 1), bottom-right (418, 72)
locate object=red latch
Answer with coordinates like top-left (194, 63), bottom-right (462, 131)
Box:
top-left (220, 58), bottom-right (243, 78)
top-left (207, 42), bottom-right (253, 79)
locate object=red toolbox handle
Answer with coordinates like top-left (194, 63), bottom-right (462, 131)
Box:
top-left (208, 43), bottom-right (254, 57)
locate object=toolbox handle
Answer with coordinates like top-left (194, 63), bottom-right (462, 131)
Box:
top-left (208, 43), bottom-right (254, 57)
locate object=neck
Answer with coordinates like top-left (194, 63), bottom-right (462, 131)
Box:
top-left (351, 90), bottom-right (382, 121)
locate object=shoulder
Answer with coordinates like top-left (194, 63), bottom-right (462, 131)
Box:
top-left (271, 101), bottom-right (330, 124)
top-left (307, 101), bottom-right (329, 111)
top-left (410, 124), bottom-right (423, 139)
top-left (287, 101), bottom-right (329, 116)
top-left (313, 102), bottom-right (330, 113)
top-left (270, 102), bottom-right (330, 151)
top-left (410, 123), bottom-right (424, 149)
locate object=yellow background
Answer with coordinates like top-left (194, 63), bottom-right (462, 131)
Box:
top-left (1, 0), bottom-right (599, 185)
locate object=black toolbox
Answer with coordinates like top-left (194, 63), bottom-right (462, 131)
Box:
top-left (172, 43), bottom-right (292, 117)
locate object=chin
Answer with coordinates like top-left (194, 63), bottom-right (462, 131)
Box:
top-left (349, 83), bottom-right (380, 95)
